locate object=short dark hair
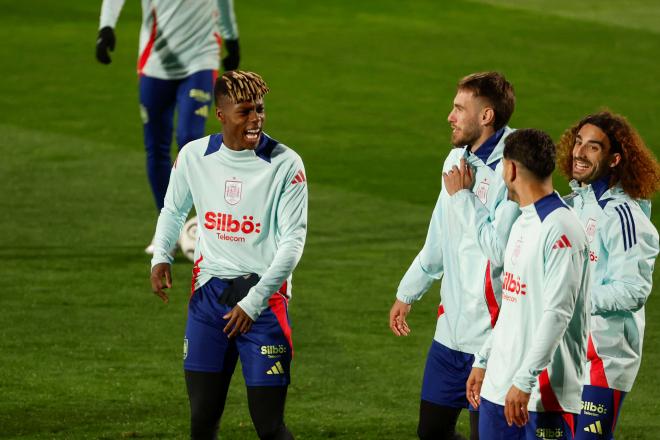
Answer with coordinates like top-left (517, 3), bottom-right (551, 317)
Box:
top-left (458, 72), bottom-right (515, 131)
top-left (503, 129), bottom-right (556, 179)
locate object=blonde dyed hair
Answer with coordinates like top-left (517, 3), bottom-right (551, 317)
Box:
top-left (214, 70), bottom-right (270, 104)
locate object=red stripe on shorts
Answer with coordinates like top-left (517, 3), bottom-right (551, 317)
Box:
top-left (612, 389), bottom-right (622, 432)
top-left (562, 413), bottom-right (575, 438)
top-left (268, 281), bottom-right (293, 357)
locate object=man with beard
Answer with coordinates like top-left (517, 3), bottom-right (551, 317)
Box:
top-left (389, 72), bottom-right (519, 440)
top-left (556, 111), bottom-right (660, 439)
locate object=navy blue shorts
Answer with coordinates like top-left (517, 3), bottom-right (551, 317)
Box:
top-left (183, 277), bottom-right (293, 387)
top-left (479, 398), bottom-right (576, 439)
top-left (421, 340), bottom-right (476, 409)
top-left (574, 385), bottom-right (626, 439)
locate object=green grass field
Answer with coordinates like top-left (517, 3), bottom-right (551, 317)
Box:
top-left (1, 0), bottom-right (660, 438)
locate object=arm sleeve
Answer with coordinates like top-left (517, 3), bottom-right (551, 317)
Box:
top-left (237, 160), bottom-right (308, 320)
top-left (591, 207), bottom-right (659, 315)
top-left (150, 153), bottom-right (194, 269)
top-left (395, 195), bottom-right (444, 304)
top-left (473, 331), bottom-right (494, 368)
top-left (450, 178), bottom-right (520, 267)
top-left (512, 230), bottom-right (588, 393)
top-left (99, 0), bottom-right (126, 29)
top-left (216, 0), bottom-right (239, 40)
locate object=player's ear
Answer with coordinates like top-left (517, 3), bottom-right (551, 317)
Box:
top-left (609, 152), bottom-right (621, 168)
top-left (502, 158), bottom-right (515, 185)
top-left (509, 160), bottom-right (517, 182)
top-left (216, 107), bottom-right (225, 123)
top-left (481, 107), bottom-right (495, 127)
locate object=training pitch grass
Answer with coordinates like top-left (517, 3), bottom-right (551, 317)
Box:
top-left (1, 0), bottom-right (659, 438)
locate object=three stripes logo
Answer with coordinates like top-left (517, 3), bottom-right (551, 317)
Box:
top-left (266, 361), bottom-right (285, 375)
top-left (194, 105), bottom-right (209, 118)
top-left (291, 170), bottom-right (306, 185)
top-left (552, 234), bottom-right (572, 250)
top-left (614, 202), bottom-right (637, 251)
top-left (583, 420), bottom-right (603, 434)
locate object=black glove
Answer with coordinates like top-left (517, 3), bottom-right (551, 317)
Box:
top-left (222, 39), bottom-right (240, 71)
top-left (96, 26), bottom-right (116, 64)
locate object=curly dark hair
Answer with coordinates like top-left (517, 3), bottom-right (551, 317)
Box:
top-left (557, 110), bottom-right (660, 200)
top-left (504, 128), bottom-right (556, 179)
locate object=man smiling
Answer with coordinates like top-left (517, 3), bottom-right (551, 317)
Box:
top-left (150, 71), bottom-right (307, 440)
top-left (557, 111), bottom-right (660, 439)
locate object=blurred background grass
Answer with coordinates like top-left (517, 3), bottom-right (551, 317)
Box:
top-left (0, 0), bottom-right (659, 438)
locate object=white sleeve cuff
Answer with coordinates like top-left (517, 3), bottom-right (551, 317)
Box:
top-left (395, 293), bottom-right (416, 304)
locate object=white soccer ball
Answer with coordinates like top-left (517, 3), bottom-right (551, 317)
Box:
top-left (179, 216), bottom-right (199, 262)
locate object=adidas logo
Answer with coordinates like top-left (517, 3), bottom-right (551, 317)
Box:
top-left (291, 170), bottom-right (306, 185)
top-left (583, 421), bottom-right (603, 434)
top-left (194, 105), bottom-right (209, 118)
top-left (552, 234), bottom-right (572, 249)
top-left (266, 361), bottom-right (285, 375)
top-left (189, 88), bottom-right (211, 102)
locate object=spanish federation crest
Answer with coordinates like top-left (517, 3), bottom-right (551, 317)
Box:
top-left (475, 179), bottom-right (490, 205)
top-left (225, 179), bottom-right (242, 205)
top-left (585, 218), bottom-right (597, 243)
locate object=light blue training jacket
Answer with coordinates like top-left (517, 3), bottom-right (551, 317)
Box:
top-left (396, 127), bottom-right (520, 354)
top-left (565, 176), bottom-right (658, 392)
